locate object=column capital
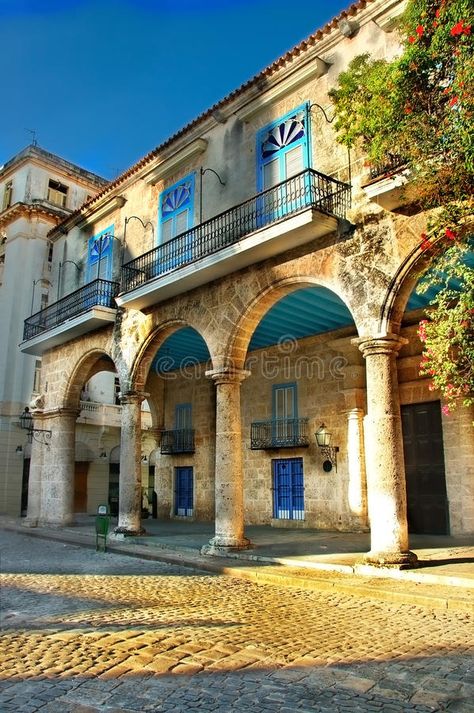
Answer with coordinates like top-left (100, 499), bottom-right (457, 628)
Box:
top-left (119, 391), bottom-right (149, 405)
top-left (353, 334), bottom-right (408, 359)
top-left (38, 407), bottom-right (81, 420)
top-left (205, 368), bottom-right (250, 386)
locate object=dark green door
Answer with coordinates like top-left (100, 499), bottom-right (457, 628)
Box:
top-left (401, 401), bottom-right (449, 534)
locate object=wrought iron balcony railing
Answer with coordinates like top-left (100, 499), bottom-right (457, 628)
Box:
top-left (250, 418), bottom-right (310, 450)
top-left (23, 278), bottom-right (119, 342)
top-left (369, 155), bottom-right (407, 180)
top-left (160, 428), bottom-right (196, 454)
top-left (121, 168), bottom-right (350, 292)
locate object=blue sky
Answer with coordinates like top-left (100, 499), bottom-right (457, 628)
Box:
top-left (0, 0), bottom-right (349, 179)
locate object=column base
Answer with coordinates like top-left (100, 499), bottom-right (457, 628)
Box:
top-left (37, 517), bottom-right (75, 529)
top-left (21, 518), bottom-right (38, 528)
top-left (112, 526), bottom-right (147, 539)
top-left (201, 535), bottom-right (252, 556)
top-left (362, 549), bottom-right (418, 569)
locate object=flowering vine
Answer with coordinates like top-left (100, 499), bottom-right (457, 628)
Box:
top-left (329, 0), bottom-right (473, 417)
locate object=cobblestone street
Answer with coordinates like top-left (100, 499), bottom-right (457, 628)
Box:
top-left (1, 531), bottom-right (473, 712)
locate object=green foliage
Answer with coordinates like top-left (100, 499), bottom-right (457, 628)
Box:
top-left (329, 0), bottom-right (474, 415)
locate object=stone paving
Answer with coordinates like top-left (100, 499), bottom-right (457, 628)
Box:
top-left (1, 531), bottom-right (473, 713)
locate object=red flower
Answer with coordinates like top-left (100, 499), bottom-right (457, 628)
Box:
top-left (449, 96), bottom-right (459, 107)
top-left (408, 35), bottom-right (416, 43)
top-left (445, 228), bottom-right (456, 240)
top-left (416, 25), bottom-right (424, 37)
top-left (435, 9), bottom-right (441, 18)
top-left (404, 104), bottom-right (413, 114)
top-left (451, 20), bottom-right (471, 36)
top-left (442, 404), bottom-right (451, 416)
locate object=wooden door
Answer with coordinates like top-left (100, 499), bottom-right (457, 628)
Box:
top-left (74, 462), bottom-right (88, 513)
top-left (401, 401), bottom-right (449, 534)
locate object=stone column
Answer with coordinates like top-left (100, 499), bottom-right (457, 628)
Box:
top-left (115, 391), bottom-right (146, 536)
top-left (23, 421), bottom-right (44, 527)
top-left (202, 368), bottom-right (251, 554)
top-left (39, 409), bottom-right (78, 527)
top-left (356, 335), bottom-right (417, 568)
top-left (344, 408), bottom-right (368, 527)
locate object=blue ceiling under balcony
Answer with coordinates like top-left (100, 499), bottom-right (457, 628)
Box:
top-left (152, 286), bottom-right (354, 372)
top-left (151, 250), bottom-right (473, 373)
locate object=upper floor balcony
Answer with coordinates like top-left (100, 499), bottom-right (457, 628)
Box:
top-left (20, 278), bottom-right (119, 356)
top-left (77, 400), bottom-right (152, 429)
top-left (117, 169), bottom-right (351, 310)
top-left (250, 418), bottom-right (310, 450)
top-left (362, 155), bottom-right (410, 210)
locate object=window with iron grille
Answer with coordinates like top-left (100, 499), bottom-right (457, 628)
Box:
top-left (272, 457), bottom-right (304, 520)
top-left (174, 466), bottom-right (193, 517)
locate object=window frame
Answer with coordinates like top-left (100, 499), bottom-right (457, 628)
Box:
top-left (256, 103), bottom-right (311, 193)
top-left (158, 173), bottom-right (195, 245)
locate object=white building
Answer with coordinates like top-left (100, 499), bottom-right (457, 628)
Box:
top-left (0, 145), bottom-right (108, 514)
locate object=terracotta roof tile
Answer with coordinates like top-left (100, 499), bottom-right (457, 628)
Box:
top-left (52, 0), bottom-right (371, 234)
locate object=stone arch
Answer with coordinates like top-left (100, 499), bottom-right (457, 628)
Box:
top-left (130, 319), bottom-right (214, 393)
top-left (109, 445), bottom-right (121, 463)
top-left (62, 348), bottom-right (119, 410)
top-left (223, 276), bottom-right (359, 371)
top-left (379, 243), bottom-right (435, 334)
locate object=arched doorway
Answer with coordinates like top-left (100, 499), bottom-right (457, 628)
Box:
top-left (228, 282), bottom-right (362, 532)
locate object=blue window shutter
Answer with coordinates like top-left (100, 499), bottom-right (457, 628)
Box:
top-left (256, 103), bottom-right (311, 193)
top-left (87, 225), bottom-right (114, 281)
top-left (159, 174), bottom-right (195, 244)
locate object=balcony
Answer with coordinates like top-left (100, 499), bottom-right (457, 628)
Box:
top-left (117, 169), bottom-right (351, 310)
top-left (20, 279), bottom-right (119, 356)
top-left (362, 155), bottom-right (410, 210)
top-left (250, 418), bottom-right (310, 450)
top-left (77, 400), bottom-right (153, 429)
top-left (160, 429), bottom-right (195, 454)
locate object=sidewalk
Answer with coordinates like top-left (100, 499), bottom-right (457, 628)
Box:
top-left (1, 515), bottom-right (473, 611)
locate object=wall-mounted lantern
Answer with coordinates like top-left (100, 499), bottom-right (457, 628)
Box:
top-left (315, 423), bottom-right (339, 472)
top-left (19, 407), bottom-right (51, 447)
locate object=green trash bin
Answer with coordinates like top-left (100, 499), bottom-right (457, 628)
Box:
top-left (95, 504), bottom-right (110, 552)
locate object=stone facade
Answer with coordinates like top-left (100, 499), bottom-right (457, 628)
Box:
top-left (16, 0), bottom-right (474, 565)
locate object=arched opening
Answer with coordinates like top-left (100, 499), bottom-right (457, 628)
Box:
top-left (132, 324), bottom-right (212, 522)
top-left (62, 349), bottom-right (137, 518)
top-left (393, 250), bottom-right (474, 536)
top-left (228, 281), bottom-right (364, 533)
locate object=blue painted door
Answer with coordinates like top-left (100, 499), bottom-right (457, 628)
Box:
top-left (257, 105), bottom-right (310, 225)
top-left (272, 458), bottom-right (304, 520)
top-left (158, 175), bottom-right (194, 274)
top-left (175, 466), bottom-right (193, 517)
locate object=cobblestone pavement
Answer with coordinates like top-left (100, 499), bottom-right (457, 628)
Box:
top-left (1, 531), bottom-right (473, 713)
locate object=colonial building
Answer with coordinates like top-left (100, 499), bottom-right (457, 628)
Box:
top-left (18, 0), bottom-right (473, 566)
top-left (0, 145), bottom-right (108, 515)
